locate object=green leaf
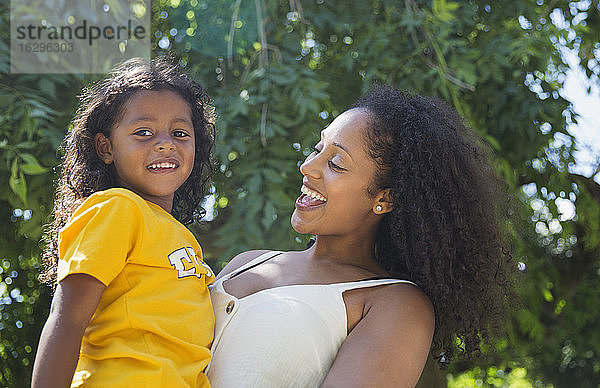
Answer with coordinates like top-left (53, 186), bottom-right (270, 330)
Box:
top-left (9, 158), bottom-right (27, 204)
top-left (484, 134), bottom-right (501, 151)
top-left (20, 115), bottom-right (35, 138)
top-left (432, 0), bottom-right (459, 23)
top-left (263, 168), bottom-right (283, 183)
top-left (542, 288), bottom-right (554, 303)
top-left (0, 92), bottom-right (16, 106)
top-left (245, 174), bottom-right (262, 193)
top-left (268, 69), bottom-right (299, 85)
top-left (19, 153), bottom-right (48, 175)
top-left (261, 201), bottom-right (277, 229)
top-left (270, 188), bottom-right (294, 206)
top-left (38, 78), bottom-right (56, 98)
top-left (14, 142), bottom-right (37, 149)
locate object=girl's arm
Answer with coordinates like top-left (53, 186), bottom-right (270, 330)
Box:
top-left (32, 274), bottom-right (105, 388)
top-left (321, 284), bottom-right (435, 388)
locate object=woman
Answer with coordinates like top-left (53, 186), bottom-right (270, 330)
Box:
top-left (207, 86), bottom-right (513, 387)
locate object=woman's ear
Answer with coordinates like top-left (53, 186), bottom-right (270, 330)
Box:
top-left (95, 133), bottom-right (113, 164)
top-left (373, 188), bottom-right (393, 215)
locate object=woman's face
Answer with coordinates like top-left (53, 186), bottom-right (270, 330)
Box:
top-left (291, 108), bottom-right (385, 237)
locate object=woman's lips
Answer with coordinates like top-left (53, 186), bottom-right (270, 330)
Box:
top-left (295, 193), bottom-right (327, 210)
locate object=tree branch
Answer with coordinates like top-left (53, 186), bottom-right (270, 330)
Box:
top-left (227, 0), bottom-right (243, 70)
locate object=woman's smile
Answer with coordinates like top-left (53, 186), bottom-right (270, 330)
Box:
top-left (296, 184), bottom-right (327, 210)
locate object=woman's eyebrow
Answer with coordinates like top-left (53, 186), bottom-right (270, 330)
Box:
top-left (333, 142), bottom-right (351, 157)
top-left (320, 130), bottom-right (353, 160)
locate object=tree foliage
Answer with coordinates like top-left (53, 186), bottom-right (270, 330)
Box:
top-left (1, 0), bottom-right (599, 386)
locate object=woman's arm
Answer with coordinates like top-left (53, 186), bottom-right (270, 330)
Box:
top-left (32, 274), bottom-right (105, 388)
top-left (321, 284), bottom-right (435, 388)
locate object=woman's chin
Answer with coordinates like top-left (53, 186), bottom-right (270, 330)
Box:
top-left (290, 212), bottom-right (312, 234)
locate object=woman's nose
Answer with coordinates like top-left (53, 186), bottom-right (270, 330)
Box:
top-left (299, 154), bottom-right (322, 179)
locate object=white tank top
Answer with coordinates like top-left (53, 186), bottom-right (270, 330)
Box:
top-left (206, 251), bottom-right (415, 388)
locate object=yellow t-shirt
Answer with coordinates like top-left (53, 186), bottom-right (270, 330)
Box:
top-left (57, 188), bottom-right (215, 387)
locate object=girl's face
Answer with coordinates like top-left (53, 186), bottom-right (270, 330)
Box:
top-left (95, 90), bottom-right (195, 211)
top-left (291, 108), bottom-right (390, 237)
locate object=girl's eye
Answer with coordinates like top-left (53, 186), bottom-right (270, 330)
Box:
top-left (133, 129), bottom-right (152, 136)
top-left (311, 146), bottom-right (321, 154)
top-left (173, 130), bottom-right (191, 138)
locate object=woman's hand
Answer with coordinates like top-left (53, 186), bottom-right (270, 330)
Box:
top-left (32, 274), bottom-right (105, 388)
top-left (321, 284), bottom-right (434, 388)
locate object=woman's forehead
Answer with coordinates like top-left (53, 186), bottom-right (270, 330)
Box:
top-left (322, 109), bottom-right (370, 144)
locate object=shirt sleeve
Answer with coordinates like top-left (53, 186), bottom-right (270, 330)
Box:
top-left (57, 193), bottom-right (143, 286)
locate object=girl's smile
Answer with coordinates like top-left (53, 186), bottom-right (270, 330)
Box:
top-left (146, 158), bottom-right (180, 172)
top-left (95, 90), bottom-right (196, 212)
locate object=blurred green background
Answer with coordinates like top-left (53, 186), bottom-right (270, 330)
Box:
top-left (1, 0), bottom-right (600, 386)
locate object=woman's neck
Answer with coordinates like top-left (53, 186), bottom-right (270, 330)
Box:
top-left (308, 232), bottom-right (386, 275)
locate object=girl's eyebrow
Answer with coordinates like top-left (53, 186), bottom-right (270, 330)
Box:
top-left (127, 116), bottom-right (193, 125)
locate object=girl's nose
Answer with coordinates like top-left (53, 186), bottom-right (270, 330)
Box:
top-left (155, 134), bottom-right (176, 152)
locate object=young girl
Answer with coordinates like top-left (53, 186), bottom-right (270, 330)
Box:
top-left (32, 57), bottom-right (216, 387)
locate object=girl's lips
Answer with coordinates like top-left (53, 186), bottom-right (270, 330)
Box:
top-left (295, 193), bottom-right (327, 210)
top-left (147, 167), bottom-right (178, 174)
top-left (146, 160), bottom-right (180, 173)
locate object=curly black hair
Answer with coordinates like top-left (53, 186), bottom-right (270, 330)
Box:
top-left (351, 85), bottom-right (514, 365)
top-left (40, 56), bottom-right (216, 285)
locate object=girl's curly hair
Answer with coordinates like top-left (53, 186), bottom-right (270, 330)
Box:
top-left (352, 85), bottom-right (514, 365)
top-left (40, 56), bottom-right (216, 285)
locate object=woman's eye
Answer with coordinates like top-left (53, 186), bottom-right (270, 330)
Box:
top-left (328, 160), bottom-right (345, 171)
top-left (133, 129), bottom-right (152, 136)
top-left (311, 146), bottom-right (321, 154)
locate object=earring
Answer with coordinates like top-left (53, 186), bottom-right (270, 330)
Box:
top-left (375, 205), bottom-right (382, 212)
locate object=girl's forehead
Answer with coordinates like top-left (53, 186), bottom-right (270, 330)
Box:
top-left (122, 90), bottom-right (191, 114)
top-left (127, 89), bottom-right (186, 104)
top-left (111, 90), bottom-right (193, 131)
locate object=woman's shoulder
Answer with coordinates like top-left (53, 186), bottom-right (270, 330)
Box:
top-left (361, 280), bottom-right (434, 330)
top-left (323, 281), bottom-right (435, 388)
top-left (215, 249), bottom-right (277, 279)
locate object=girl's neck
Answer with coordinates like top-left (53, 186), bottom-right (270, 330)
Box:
top-left (143, 196), bottom-right (173, 214)
top-left (117, 185), bottom-right (174, 213)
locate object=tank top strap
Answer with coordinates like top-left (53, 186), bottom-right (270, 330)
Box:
top-left (332, 278), bottom-right (417, 293)
top-left (224, 251), bottom-right (283, 280)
